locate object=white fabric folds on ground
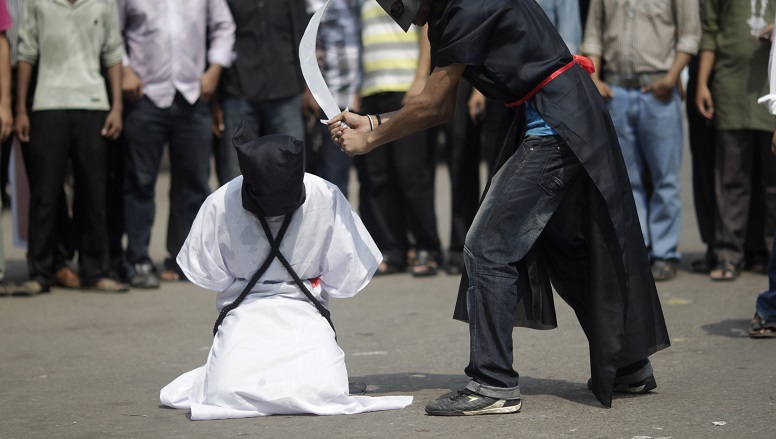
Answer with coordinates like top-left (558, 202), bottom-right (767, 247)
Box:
top-left (160, 174), bottom-right (413, 419)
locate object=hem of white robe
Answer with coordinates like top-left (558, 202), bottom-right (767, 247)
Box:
top-left (160, 367), bottom-right (413, 420)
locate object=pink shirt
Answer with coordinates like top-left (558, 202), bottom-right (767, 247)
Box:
top-left (0, 0), bottom-right (12, 33)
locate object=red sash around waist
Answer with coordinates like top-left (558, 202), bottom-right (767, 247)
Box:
top-left (505, 55), bottom-right (595, 108)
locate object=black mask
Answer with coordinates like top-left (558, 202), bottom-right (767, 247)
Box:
top-left (232, 122), bottom-right (306, 218)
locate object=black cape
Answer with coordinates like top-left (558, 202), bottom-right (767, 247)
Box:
top-left (428, 0), bottom-right (670, 407)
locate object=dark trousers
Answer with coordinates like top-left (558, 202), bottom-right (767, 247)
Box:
top-left (25, 110), bottom-right (109, 287)
top-left (445, 82), bottom-right (504, 266)
top-left (123, 94), bottom-right (211, 276)
top-left (713, 129), bottom-right (776, 266)
top-left (686, 58), bottom-right (717, 260)
top-left (358, 92), bottom-right (440, 266)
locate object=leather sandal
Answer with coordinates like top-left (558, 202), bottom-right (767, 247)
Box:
top-left (411, 250), bottom-right (438, 277)
top-left (709, 261), bottom-right (739, 281)
top-left (749, 313), bottom-right (776, 338)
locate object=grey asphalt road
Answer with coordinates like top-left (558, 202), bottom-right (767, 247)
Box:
top-left (1, 141), bottom-right (774, 439)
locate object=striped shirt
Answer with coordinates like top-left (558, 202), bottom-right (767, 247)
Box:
top-left (308, 0), bottom-right (361, 108)
top-left (582, 0), bottom-right (701, 74)
top-left (359, 0), bottom-right (419, 97)
top-left (5, 0), bottom-right (21, 66)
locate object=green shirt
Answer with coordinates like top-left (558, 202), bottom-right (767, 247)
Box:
top-left (17, 0), bottom-right (123, 111)
top-left (701, 0), bottom-right (776, 131)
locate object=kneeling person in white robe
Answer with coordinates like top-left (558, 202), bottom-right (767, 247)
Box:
top-left (160, 128), bottom-right (413, 420)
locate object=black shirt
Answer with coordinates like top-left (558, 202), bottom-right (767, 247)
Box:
top-left (222, 0), bottom-right (308, 102)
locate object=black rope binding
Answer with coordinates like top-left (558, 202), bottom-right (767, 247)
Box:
top-left (212, 212), bottom-right (335, 338)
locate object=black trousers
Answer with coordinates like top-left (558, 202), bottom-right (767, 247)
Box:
top-left (25, 110), bottom-right (109, 287)
top-left (444, 81), bottom-right (505, 266)
top-left (358, 92), bottom-right (440, 266)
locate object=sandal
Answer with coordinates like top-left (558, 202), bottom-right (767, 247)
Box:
top-left (89, 278), bottom-right (129, 293)
top-left (749, 313), bottom-right (776, 338)
top-left (411, 250), bottom-right (438, 277)
top-left (709, 261), bottom-right (739, 281)
top-left (651, 259), bottom-right (678, 281)
top-left (16, 280), bottom-right (49, 296)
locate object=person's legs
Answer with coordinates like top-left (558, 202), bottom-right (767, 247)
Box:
top-left (686, 58), bottom-right (717, 270)
top-left (262, 94), bottom-right (306, 142)
top-left (607, 87), bottom-right (648, 246)
top-left (359, 93), bottom-right (408, 270)
top-left (217, 97), bottom-right (260, 185)
top-left (460, 135), bottom-right (582, 398)
top-left (123, 96), bottom-right (169, 286)
top-left (447, 81), bottom-right (481, 273)
top-left (26, 111), bottom-right (72, 291)
top-left (750, 231), bottom-right (776, 337)
top-left (637, 87), bottom-right (683, 274)
top-left (70, 110), bottom-right (111, 287)
top-left (392, 121), bottom-right (441, 275)
top-left (166, 95), bottom-right (213, 278)
top-left (712, 130), bottom-right (754, 278)
top-left (756, 130), bottom-right (776, 256)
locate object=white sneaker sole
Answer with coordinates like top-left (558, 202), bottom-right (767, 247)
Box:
top-left (462, 400), bottom-right (522, 415)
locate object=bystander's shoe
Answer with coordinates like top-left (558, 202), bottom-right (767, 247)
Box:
top-left (55, 266), bottom-right (82, 288)
top-left (16, 280), bottom-right (50, 296)
top-left (130, 262), bottom-right (160, 289)
top-left (425, 389), bottom-right (522, 416)
top-left (587, 374), bottom-right (657, 394)
top-left (651, 259), bottom-right (677, 281)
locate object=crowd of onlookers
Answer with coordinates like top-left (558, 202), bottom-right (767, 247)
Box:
top-left (0, 0), bottom-right (774, 327)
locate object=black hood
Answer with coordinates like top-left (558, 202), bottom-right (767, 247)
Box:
top-left (232, 123), bottom-right (306, 218)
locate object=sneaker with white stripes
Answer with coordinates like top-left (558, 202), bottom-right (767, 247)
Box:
top-left (425, 389), bottom-right (522, 416)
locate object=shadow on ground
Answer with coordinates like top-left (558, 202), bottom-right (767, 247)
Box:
top-left (350, 372), bottom-right (602, 407)
top-left (701, 318), bottom-right (751, 338)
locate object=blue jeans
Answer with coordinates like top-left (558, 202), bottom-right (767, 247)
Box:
top-left (217, 95), bottom-right (305, 184)
top-left (757, 236), bottom-right (776, 321)
top-left (607, 86), bottom-right (683, 261)
top-left (123, 94), bottom-right (212, 276)
top-left (463, 135), bottom-right (583, 399)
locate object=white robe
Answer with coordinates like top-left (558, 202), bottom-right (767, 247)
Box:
top-left (160, 174), bottom-right (413, 420)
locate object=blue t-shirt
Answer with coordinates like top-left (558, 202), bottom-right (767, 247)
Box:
top-left (525, 102), bottom-right (557, 136)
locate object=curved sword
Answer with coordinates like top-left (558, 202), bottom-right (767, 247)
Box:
top-left (300, 1), bottom-right (348, 126)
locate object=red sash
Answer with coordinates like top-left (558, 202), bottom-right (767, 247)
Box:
top-left (506, 55), bottom-right (595, 108)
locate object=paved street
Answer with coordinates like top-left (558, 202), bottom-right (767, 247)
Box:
top-left (1, 141), bottom-right (775, 439)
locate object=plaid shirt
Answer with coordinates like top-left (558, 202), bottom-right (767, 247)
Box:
top-left (308, 0), bottom-right (361, 108)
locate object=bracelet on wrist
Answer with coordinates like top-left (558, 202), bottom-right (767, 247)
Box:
top-left (376, 113), bottom-right (382, 126)
top-left (367, 114), bottom-right (374, 131)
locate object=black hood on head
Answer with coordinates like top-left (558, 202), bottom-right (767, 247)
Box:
top-left (232, 123), bottom-right (306, 218)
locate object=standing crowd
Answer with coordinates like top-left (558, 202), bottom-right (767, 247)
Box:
top-left (0, 0), bottom-right (773, 331)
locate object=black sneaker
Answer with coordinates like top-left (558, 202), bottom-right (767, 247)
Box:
top-left (425, 389), bottom-right (522, 416)
top-left (129, 262), bottom-right (160, 289)
top-left (587, 374), bottom-right (657, 394)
